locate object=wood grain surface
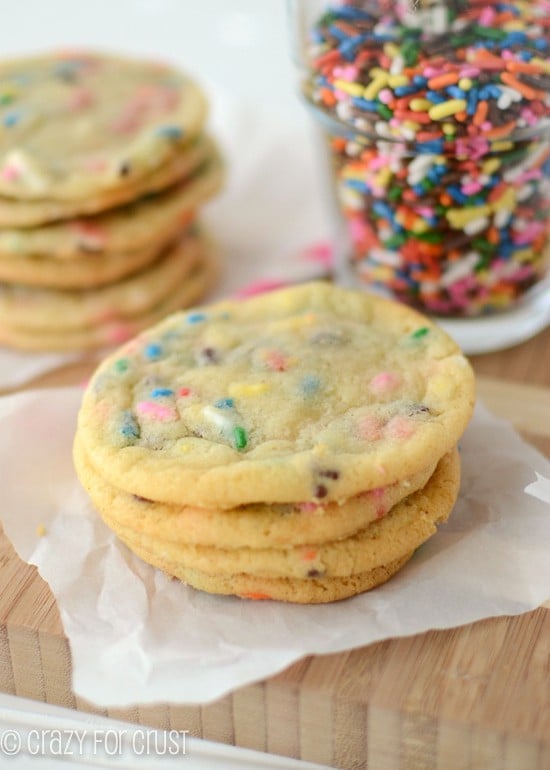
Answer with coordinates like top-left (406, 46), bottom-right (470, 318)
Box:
top-left (1, 325), bottom-right (549, 770)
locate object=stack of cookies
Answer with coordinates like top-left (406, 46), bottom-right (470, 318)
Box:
top-left (74, 282), bottom-right (475, 604)
top-left (0, 50), bottom-right (223, 351)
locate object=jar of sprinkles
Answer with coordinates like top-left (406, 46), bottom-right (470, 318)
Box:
top-left (290, 0), bottom-right (550, 352)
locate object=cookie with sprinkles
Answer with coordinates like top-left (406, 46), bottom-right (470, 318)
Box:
top-left (75, 281), bottom-right (475, 508)
top-left (0, 50), bottom-right (208, 201)
top-left (0, 235), bottom-right (217, 352)
top-left (0, 152), bottom-right (223, 288)
top-left (0, 132), bottom-right (213, 228)
top-left (0, 147), bottom-right (222, 266)
top-left (74, 433), bottom-right (438, 549)
top-left (74, 440), bottom-right (459, 603)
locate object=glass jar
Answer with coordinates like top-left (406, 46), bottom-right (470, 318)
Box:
top-left (289, 0), bottom-right (550, 353)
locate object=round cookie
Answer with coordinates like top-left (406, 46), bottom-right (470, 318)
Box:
top-left (122, 548), bottom-right (415, 604)
top-left (85, 449), bottom-right (460, 580)
top-left (0, 239), bottom-right (171, 290)
top-left (76, 282), bottom-right (475, 508)
top-left (0, 244), bottom-right (217, 352)
top-left (0, 230), bottom-right (206, 331)
top-left (0, 50), bottom-right (207, 200)
top-left (74, 434), bottom-right (437, 548)
top-left (0, 151), bottom-right (223, 265)
top-left (0, 134), bottom-right (214, 227)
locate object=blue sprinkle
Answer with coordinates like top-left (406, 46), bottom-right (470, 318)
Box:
top-left (534, 38), bottom-right (548, 50)
top-left (3, 111), bottom-right (20, 127)
top-left (467, 89), bottom-right (478, 116)
top-left (346, 179), bottom-right (370, 193)
top-left (417, 139), bottom-right (444, 154)
top-left (447, 86), bottom-right (466, 100)
top-left (351, 97), bottom-right (379, 112)
top-left (155, 125), bottom-right (184, 139)
top-left (372, 201), bottom-right (394, 221)
top-left (187, 312), bottom-right (207, 324)
top-left (425, 90), bottom-right (446, 104)
top-left (301, 375), bottom-right (321, 395)
top-left (394, 84), bottom-right (422, 97)
top-left (518, 51), bottom-right (533, 61)
top-left (503, 31), bottom-right (528, 46)
top-left (151, 388), bottom-right (174, 398)
top-left (144, 342), bottom-right (163, 360)
top-left (447, 185), bottom-right (468, 205)
top-left (214, 398), bottom-right (234, 409)
top-left (120, 410), bottom-right (140, 439)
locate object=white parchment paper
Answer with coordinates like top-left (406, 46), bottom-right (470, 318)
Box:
top-left (0, 387), bottom-right (548, 707)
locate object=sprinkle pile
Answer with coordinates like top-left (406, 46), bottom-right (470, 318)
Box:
top-left (304, 0), bottom-right (550, 316)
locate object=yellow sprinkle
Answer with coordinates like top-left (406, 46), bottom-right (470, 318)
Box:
top-left (446, 205), bottom-right (492, 229)
top-left (36, 524), bottom-right (47, 537)
top-left (491, 141), bottom-right (514, 153)
top-left (384, 42), bottom-right (401, 59)
top-left (409, 98), bottom-right (432, 112)
top-left (428, 99), bottom-right (467, 121)
top-left (411, 219), bottom-right (429, 234)
top-left (513, 248), bottom-right (534, 263)
top-left (458, 78), bottom-right (472, 91)
top-left (388, 74), bottom-right (409, 88)
top-left (442, 124), bottom-right (456, 136)
top-left (364, 74), bottom-right (389, 101)
top-left (491, 187), bottom-right (516, 213)
top-left (374, 167), bottom-right (393, 189)
top-left (333, 79), bottom-right (365, 98)
top-left (403, 120), bottom-right (421, 131)
top-left (482, 158), bottom-right (501, 175)
top-left (179, 443), bottom-right (193, 453)
top-left (228, 382), bottom-right (270, 397)
top-left (531, 57), bottom-right (550, 74)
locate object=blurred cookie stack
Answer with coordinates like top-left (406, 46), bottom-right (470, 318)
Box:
top-left (0, 50), bottom-right (223, 351)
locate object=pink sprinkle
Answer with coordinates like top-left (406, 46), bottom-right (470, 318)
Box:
top-left (300, 241), bottom-right (334, 269)
top-left (369, 371), bottom-right (402, 394)
top-left (71, 220), bottom-right (108, 248)
top-left (358, 415), bottom-right (384, 441)
top-left (264, 349), bottom-right (288, 372)
top-left (235, 278), bottom-right (290, 299)
top-left (298, 502), bottom-right (319, 513)
top-left (106, 323), bottom-right (134, 345)
top-left (1, 164), bottom-right (20, 182)
top-left (378, 88), bottom-right (393, 105)
top-left (136, 401), bottom-right (178, 422)
top-left (512, 222), bottom-right (545, 245)
top-left (333, 64), bottom-right (358, 81)
top-left (68, 87), bottom-right (94, 111)
top-left (479, 6), bottom-right (496, 25)
top-left (461, 181), bottom-right (483, 195)
top-left (385, 416), bottom-right (415, 439)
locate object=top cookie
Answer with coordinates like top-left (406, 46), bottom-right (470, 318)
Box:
top-left (76, 282), bottom-right (475, 508)
top-left (0, 50), bottom-right (207, 200)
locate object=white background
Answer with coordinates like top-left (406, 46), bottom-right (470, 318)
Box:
top-left (1, 0), bottom-right (301, 117)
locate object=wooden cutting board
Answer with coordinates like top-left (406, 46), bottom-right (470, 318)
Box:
top-left (0, 327), bottom-right (549, 770)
